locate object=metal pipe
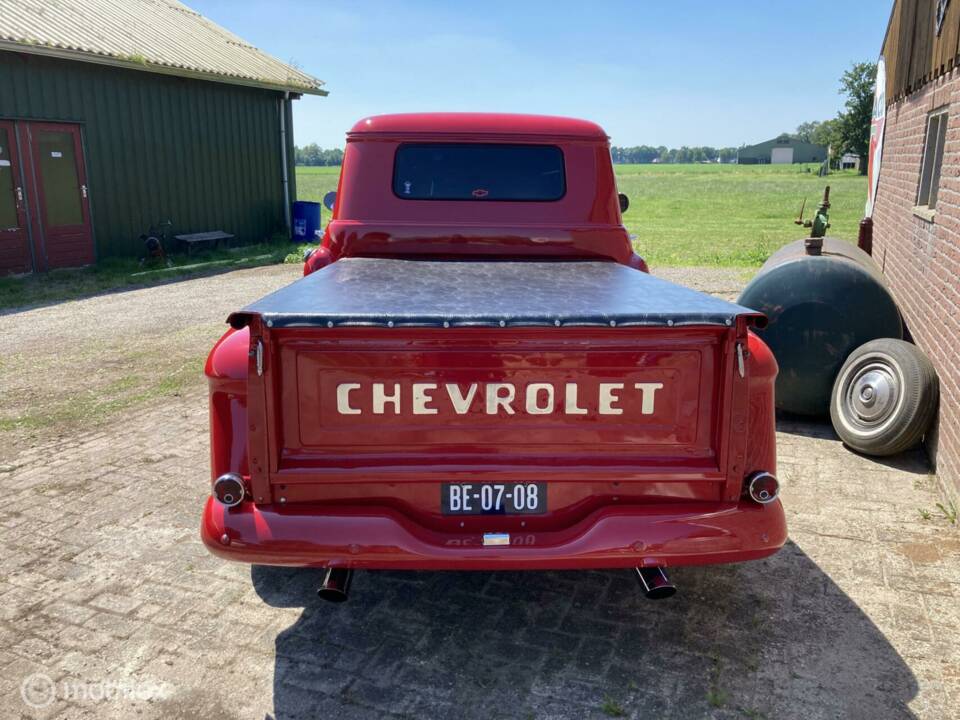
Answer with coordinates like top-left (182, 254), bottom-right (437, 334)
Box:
top-left (279, 91), bottom-right (291, 236)
top-left (634, 567), bottom-right (676, 600)
top-left (318, 567), bottom-right (352, 602)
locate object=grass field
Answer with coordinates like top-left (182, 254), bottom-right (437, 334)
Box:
top-left (0, 163), bottom-right (866, 311)
top-left (296, 163), bottom-right (867, 267)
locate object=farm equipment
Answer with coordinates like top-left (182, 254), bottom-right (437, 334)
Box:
top-left (793, 185), bottom-right (831, 255)
top-left (738, 187), bottom-right (938, 456)
top-left (139, 219), bottom-right (174, 267)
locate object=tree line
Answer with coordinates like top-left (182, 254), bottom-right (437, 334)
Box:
top-left (295, 144), bottom-right (344, 166)
top-left (295, 142), bottom-right (741, 166)
top-left (614, 62), bottom-right (874, 169)
top-left (611, 146), bottom-right (739, 164)
top-left (294, 63), bottom-right (874, 172)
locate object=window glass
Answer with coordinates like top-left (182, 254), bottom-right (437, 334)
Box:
top-left (918, 110), bottom-right (948, 210)
top-left (393, 144), bottom-right (565, 201)
top-left (38, 131), bottom-right (83, 227)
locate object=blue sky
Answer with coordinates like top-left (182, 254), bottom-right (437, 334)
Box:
top-left (191, 0), bottom-right (892, 149)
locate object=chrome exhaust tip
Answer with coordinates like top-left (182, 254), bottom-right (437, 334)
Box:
top-left (318, 567), bottom-right (352, 602)
top-left (747, 471), bottom-right (779, 504)
top-left (213, 473), bottom-right (246, 508)
top-left (634, 567), bottom-right (676, 600)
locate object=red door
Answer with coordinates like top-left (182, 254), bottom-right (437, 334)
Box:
top-left (19, 122), bottom-right (94, 271)
top-left (0, 121), bottom-right (32, 274)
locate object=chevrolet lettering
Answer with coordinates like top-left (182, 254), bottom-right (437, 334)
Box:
top-left (201, 113), bottom-right (786, 601)
top-left (334, 382), bottom-right (664, 416)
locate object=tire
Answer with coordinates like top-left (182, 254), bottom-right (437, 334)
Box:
top-left (830, 339), bottom-right (939, 456)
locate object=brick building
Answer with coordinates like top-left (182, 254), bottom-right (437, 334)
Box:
top-left (873, 0), bottom-right (960, 504)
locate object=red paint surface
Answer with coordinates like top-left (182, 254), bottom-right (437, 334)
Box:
top-left (203, 114), bottom-right (784, 569)
top-left (0, 120), bottom-right (31, 274)
top-left (201, 496), bottom-right (785, 570)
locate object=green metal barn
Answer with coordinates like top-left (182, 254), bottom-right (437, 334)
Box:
top-left (0, 0), bottom-right (325, 274)
top-left (737, 136), bottom-right (827, 165)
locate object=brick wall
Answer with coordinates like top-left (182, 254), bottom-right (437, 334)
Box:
top-left (873, 67), bottom-right (960, 505)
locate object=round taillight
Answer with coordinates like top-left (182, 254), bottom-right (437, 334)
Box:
top-left (747, 471), bottom-right (779, 504)
top-left (214, 473), bottom-right (246, 508)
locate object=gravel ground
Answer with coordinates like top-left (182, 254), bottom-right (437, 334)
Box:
top-left (0, 264), bottom-right (302, 465)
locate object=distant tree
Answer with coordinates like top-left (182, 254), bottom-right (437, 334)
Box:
top-left (810, 118), bottom-right (844, 166)
top-left (718, 147), bottom-right (737, 163)
top-left (837, 61), bottom-right (877, 174)
top-left (294, 144), bottom-right (344, 166)
top-left (794, 121), bottom-right (822, 143)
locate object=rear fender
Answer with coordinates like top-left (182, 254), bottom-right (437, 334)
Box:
top-left (745, 330), bottom-right (778, 478)
top-left (206, 327), bottom-right (250, 483)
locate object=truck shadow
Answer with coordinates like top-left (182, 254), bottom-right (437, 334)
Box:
top-left (775, 412), bottom-right (932, 475)
top-left (252, 542), bottom-right (918, 720)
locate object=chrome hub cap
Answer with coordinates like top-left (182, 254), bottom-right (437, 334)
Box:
top-left (844, 361), bottom-right (900, 430)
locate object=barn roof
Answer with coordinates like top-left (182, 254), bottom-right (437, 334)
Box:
top-left (738, 136), bottom-right (826, 156)
top-left (0, 0), bottom-right (326, 96)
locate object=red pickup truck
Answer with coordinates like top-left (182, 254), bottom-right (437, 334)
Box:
top-left (201, 113), bottom-right (785, 600)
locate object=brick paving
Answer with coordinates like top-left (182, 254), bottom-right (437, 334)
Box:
top-left (1, 266), bottom-right (958, 720)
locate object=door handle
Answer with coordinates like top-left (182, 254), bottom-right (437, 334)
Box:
top-left (80, 184), bottom-right (88, 198)
top-left (15, 186), bottom-right (23, 208)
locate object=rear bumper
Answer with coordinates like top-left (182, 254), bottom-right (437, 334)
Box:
top-left (200, 497), bottom-right (787, 570)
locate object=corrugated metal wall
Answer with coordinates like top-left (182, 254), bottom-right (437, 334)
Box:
top-left (736, 139), bottom-right (827, 164)
top-left (0, 51), bottom-right (295, 258)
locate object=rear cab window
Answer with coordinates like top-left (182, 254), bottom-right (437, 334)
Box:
top-left (393, 143), bottom-right (565, 201)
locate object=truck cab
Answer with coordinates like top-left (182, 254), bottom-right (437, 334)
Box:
top-left (202, 114), bottom-right (785, 598)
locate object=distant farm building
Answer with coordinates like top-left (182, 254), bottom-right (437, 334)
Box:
top-left (737, 136), bottom-right (827, 165)
top-left (840, 153), bottom-right (861, 171)
top-left (873, 0), bottom-right (960, 508)
top-left (0, 0), bottom-right (325, 275)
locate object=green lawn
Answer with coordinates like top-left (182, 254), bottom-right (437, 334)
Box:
top-left (613, 163), bottom-right (866, 266)
top-left (296, 165), bottom-right (341, 206)
top-left (296, 163), bottom-right (867, 267)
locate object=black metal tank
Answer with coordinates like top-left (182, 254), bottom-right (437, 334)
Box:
top-left (737, 237), bottom-right (902, 417)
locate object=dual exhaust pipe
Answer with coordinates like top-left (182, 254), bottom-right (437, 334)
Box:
top-left (634, 566), bottom-right (676, 600)
top-left (317, 565), bottom-right (675, 603)
top-left (318, 567), bottom-right (353, 602)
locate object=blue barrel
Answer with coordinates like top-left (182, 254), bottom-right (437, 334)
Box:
top-left (292, 201), bottom-right (321, 241)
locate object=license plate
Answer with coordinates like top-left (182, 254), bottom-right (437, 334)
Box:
top-left (441, 483), bottom-right (547, 515)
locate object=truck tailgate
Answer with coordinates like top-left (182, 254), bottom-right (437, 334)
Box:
top-left (232, 259), bottom-right (762, 526)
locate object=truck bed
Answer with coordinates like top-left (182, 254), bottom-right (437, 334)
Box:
top-left (228, 258), bottom-right (764, 330)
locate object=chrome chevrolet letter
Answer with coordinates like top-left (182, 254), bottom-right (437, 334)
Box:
top-left (335, 382), bottom-right (664, 416)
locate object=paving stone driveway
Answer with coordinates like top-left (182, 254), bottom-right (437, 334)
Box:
top-left (1, 267), bottom-right (958, 720)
